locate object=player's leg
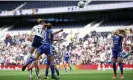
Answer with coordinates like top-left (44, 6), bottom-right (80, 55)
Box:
top-left (118, 52), bottom-right (124, 79)
top-left (22, 44), bottom-right (44, 71)
top-left (54, 64), bottom-right (60, 78)
top-left (44, 64), bottom-right (50, 79)
top-left (68, 62), bottom-right (72, 71)
top-left (22, 52), bottom-right (41, 71)
top-left (28, 69), bottom-right (33, 80)
top-left (112, 50), bottom-right (117, 79)
top-left (22, 47), bottom-right (36, 71)
top-left (24, 55), bottom-right (33, 80)
top-left (64, 61), bottom-right (67, 72)
top-left (45, 45), bottom-right (58, 80)
top-left (44, 59), bottom-right (50, 79)
top-left (48, 56), bottom-right (56, 78)
top-left (34, 60), bottom-right (41, 80)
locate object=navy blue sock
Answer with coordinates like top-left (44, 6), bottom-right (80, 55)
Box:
top-left (45, 68), bottom-right (49, 77)
top-left (118, 62), bottom-right (123, 74)
top-left (55, 68), bottom-right (59, 76)
top-left (50, 63), bottom-right (55, 77)
top-left (26, 57), bottom-right (35, 66)
top-left (113, 63), bottom-right (116, 74)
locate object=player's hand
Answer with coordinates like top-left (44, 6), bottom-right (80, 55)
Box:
top-left (28, 37), bottom-right (32, 42)
top-left (60, 29), bottom-right (63, 32)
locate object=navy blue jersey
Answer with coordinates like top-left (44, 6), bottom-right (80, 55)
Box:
top-left (112, 35), bottom-right (123, 50)
top-left (42, 29), bottom-right (53, 45)
top-left (64, 51), bottom-right (70, 58)
top-left (37, 29), bottom-right (54, 56)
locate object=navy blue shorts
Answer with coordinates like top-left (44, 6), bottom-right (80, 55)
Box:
top-left (45, 58), bottom-right (50, 65)
top-left (64, 57), bottom-right (70, 63)
top-left (112, 49), bottom-right (122, 59)
top-left (32, 35), bottom-right (43, 48)
top-left (37, 44), bottom-right (54, 56)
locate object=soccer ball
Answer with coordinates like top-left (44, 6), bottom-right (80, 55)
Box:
top-left (78, 1), bottom-right (85, 8)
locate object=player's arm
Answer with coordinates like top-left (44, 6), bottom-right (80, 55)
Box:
top-left (29, 27), bottom-right (35, 41)
top-left (53, 29), bottom-right (63, 35)
top-left (117, 29), bottom-right (126, 37)
top-left (53, 38), bottom-right (63, 41)
top-left (118, 33), bottom-right (124, 37)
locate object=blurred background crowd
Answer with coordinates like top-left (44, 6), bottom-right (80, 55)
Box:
top-left (0, 28), bottom-right (133, 65)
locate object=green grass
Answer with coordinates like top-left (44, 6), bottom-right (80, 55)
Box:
top-left (0, 70), bottom-right (133, 80)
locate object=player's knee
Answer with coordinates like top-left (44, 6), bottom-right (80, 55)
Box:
top-left (30, 47), bottom-right (35, 54)
top-left (112, 58), bottom-right (116, 63)
top-left (117, 57), bottom-right (122, 62)
top-left (46, 65), bottom-right (50, 68)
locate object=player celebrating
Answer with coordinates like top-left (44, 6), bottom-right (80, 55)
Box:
top-left (112, 29), bottom-right (125, 79)
top-left (22, 23), bottom-right (63, 80)
top-left (64, 48), bottom-right (72, 72)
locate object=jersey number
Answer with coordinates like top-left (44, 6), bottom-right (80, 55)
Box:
top-left (48, 33), bottom-right (51, 39)
top-left (37, 28), bottom-right (43, 34)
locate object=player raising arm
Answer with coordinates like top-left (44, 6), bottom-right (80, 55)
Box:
top-left (112, 29), bottom-right (126, 79)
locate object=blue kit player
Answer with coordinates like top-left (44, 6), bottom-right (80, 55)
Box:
top-left (44, 45), bottom-right (60, 79)
top-left (112, 29), bottom-right (126, 79)
top-left (64, 48), bottom-right (72, 72)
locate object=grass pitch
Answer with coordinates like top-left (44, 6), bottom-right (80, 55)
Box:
top-left (0, 70), bottom-right (133, 80)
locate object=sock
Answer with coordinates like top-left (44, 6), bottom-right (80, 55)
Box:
top-left (29, 69), bottom-right (32, 78)
top-left (50, 63), bottom-right (55, 77)
top-left (45, 68), bottom-right (49, 77)
top-left (35, 66), bottom-right (40, 78)
top-left (55, 68), bottom-right (60, 76)
top-left (69, 65), bottom-right (72, 70)
top-left (113, 63), bottom-right (116, 74)
top-left (118, 62), bottom-right (123, 74)
top-left (26, 57), bottom-right (35, 66)
top-left (64, 66), bottom-right (67, 72)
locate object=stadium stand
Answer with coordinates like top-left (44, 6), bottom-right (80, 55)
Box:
top-left (100, 20), bottom-right (133, 27)
top-left (89, 1), bottom-right (132, 5)
top-left (9, 21), bottom-right (88, 31)
top-left (0, 1), bottom-right (24, 11)
top-left (0, 1), bottom-right (132, 11)
top-left (22, 1), bottom-right (78, 9)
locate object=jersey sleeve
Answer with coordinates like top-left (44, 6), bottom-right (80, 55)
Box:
top-left (31, 26), bottom-right (36, 32)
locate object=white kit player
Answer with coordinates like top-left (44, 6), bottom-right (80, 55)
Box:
top-left (22, 18), bottom-right (46, 80)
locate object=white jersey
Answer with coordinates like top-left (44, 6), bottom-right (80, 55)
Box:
top-left (32, 24), bottom-right (45, 38)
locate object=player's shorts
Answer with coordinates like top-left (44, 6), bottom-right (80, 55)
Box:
top-left (112, 49), bottom-right (122, 59)
top-left (64, 57), bottom-right (70, 63)
top-left (32, 35), bottom-right (43, 48)
top-left (37, 44), bottom-right (54, 56)
top-left (45, 57), bottom-right (58, 65)
top-left (45, 58), bottom-right (50, 65)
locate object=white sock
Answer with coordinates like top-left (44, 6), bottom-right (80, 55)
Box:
top-left (29, 70), bottom-right (32, 78)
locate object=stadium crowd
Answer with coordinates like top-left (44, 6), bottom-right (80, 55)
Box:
top-left (0, 28), bottom-right (133, 65)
